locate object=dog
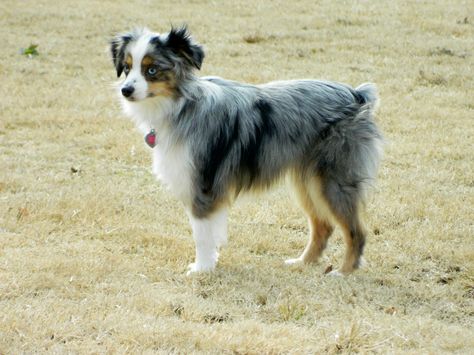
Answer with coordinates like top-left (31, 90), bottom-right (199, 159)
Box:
top-left (110, 26), bottom-right (383, 276)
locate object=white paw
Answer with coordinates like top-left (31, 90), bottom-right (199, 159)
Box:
top-left (284, 257), bottom-right (304, 266)
top-left (186, 262), bottom-right (215, 276)
top-left (186, 263), bottom-right (198, 276)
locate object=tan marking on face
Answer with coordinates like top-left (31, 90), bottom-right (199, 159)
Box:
top-left (147, 72), bottom-right (178, 99)
top-left (141, 55), bottom-right (153, 66)
top-left (147, 81), bottom-right (175, 98)
top-left (125, 55), bottom-right (132, 68)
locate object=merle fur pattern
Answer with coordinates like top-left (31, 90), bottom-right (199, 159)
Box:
top-left (169, 77), bottom-right (383, 219)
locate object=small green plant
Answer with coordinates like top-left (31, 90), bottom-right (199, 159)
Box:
top-left (21, 44), bottom-right (39, 58)
top-left (277, 298), bottom-right (307, 321)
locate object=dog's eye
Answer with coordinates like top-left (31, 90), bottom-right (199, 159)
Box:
top-left (123, 63), bottom-right (130, 74)
top-left (147, 67), bottom-right (157, 76)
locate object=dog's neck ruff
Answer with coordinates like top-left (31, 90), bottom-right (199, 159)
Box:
top-left (145, 129), bottom-right (156, 148)
top-left (122, 96), bottom-right (177, 149)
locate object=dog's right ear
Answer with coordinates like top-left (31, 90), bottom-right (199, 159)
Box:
top-left (110, 34), bottom-right (132, 77)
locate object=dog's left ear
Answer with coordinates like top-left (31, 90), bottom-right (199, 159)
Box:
top-left (110, 34), bottom-right (132, 77)
top-left (166, 26), bottom-right (204, 70)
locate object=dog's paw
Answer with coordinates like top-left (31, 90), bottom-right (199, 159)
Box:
top-left (186, 263), bottom-right (198, 276)
top-left (186, 262), bottom-right (215, 276)
top-left (284, 257), bottom-right (304, 266)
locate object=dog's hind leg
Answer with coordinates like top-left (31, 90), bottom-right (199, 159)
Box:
top-left (285, 174), bottom-right (334, 265)
top-left (338, 218), bottom-right (366, 275)
top-left (322, 179), bottom-right (367, 275)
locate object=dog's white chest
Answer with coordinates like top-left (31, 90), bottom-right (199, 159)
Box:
top-left (152, 139), bottom-right (193, 204)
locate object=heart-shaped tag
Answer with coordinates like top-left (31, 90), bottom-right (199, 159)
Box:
top-left (145, 129), bottom-right (156, 148)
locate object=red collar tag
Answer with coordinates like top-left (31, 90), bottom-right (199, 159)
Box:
top-left (145, 129), bottom-right (156, 148)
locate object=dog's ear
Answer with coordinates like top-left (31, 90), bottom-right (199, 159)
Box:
top-left (166, 26), bottom-right (204, 70)
top-left (110, 34), bottom-right (132, 77)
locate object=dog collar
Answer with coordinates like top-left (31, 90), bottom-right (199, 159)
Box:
top-left (145, 129), bottom-right (156, 148)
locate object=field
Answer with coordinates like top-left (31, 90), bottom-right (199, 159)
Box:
top-left (1, 0), bottom-right (473, 353)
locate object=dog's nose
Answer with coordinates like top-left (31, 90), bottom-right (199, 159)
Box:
top-left (121, 86), bottom-right (134, 98)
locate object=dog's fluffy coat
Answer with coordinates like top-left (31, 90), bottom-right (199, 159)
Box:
top-left (110, 27), bottom-right (383, 275)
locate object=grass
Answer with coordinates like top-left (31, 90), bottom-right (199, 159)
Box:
top-left (1, 0), bottom-right (473, 353)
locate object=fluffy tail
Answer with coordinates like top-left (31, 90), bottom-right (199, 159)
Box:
top-left (353, 107), bottom-right (384, 199)
top-left (355, 82), bottom-right (380, 111)
top-left (319, 83), bottom-right (383, 201)
top-left (352, 82), bottom-right (383, 197)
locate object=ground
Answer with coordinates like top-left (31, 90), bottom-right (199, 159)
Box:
top-left (1, 0), bottom-right (473, 353)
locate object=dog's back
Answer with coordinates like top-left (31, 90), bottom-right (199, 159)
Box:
top-left (177, 78), bottom-right (382, 206)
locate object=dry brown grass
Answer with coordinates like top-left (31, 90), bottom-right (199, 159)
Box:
top-left (1, 0), bottom-right (473, 353)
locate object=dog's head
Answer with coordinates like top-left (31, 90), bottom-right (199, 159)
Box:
top-left (110, 26), bottom-right (204, 101)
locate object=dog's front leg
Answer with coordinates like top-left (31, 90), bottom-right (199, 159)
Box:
top-left (187, 208), bottom-right (228, 275)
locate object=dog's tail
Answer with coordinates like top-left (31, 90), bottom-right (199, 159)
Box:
top-left (354, 102), bottom-right (384, 200)
top-left (349, 83), bottom-right (383, 199)
top-left (317, 83), bottom-right (383, 202)
top-left (354, 82), bottom-right (379, 111)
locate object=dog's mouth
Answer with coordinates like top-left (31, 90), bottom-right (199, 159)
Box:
top-left (122, 92), bottom-right (156, 102)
